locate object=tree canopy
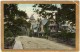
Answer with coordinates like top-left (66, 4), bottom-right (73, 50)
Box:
top-left (56, 4), bottom-right (75, 24)
top-left (4, 4), bottom-right (29, 37)
top-left (33, 4), bottom-right (75, 24)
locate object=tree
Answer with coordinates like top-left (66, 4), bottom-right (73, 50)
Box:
top-left (4, 4), bottom-right (28, 37)
top-left (56, 4), bottom-right (75, 24)
top-left (33, 4), bottom-right (75, 46)
top-left (33, 4), bottom-right (75, 32)
top-left (33, 4), bottom-right (57, 17)
top-left (33, 4), bottom-right (60, 35)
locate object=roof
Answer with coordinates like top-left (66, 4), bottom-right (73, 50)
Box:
top-left (30, 14), bottom-right (35, 20)
top-left (41, 18), bottom-right (48, 25)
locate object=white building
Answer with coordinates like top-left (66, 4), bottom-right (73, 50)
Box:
top-left (30, 14), bottom-right (39, 33)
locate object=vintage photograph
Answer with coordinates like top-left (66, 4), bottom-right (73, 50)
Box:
top-left (4, 4), bottom-right (76, 50)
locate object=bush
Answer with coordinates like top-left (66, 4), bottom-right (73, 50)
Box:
top-left (4, 29), bottom-right (13, 37)
top-left (53, 30), bottom-right (75, 39)
top-left (4, 29), bottom-right (15, 49)
top-left (58, 32), bottom-right (75, 39)
top-left (4, 37), bottom-right (15, 49)
top-left (50, 31), bottom-right (75, 47)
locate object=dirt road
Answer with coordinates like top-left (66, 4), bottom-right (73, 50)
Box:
top-left (14, 36), bottom-right (74, 50)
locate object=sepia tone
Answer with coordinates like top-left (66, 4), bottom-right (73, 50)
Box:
top-left (1, 1), bottom-right (79, 52)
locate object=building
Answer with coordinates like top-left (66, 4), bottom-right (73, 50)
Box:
top-left (61, 21), bottom-right (75, 33)
top-left (30, 14), bottom-right (39, 33)
top-left (47, 11), bottom-right (58, 35)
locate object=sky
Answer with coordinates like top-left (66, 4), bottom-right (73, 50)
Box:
top-left (18, 4), bottom-right (35, 17)
top-left (18, 4), bottom-right (61, 20)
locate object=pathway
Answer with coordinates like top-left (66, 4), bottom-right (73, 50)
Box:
top-left (13, 36), bottom-right (74, 50)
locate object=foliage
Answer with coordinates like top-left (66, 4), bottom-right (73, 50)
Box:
top-left (43, 20), bottom-right (50, 36)
top-left (33, 4), bottom-right (75, 24)
top-left (33, 4), bottom-right (57, 17)
top-left (62, 32), bottom-right (75, 39)
top-left (54, 30), bottom-right (75, 39)
top-left (4, 4), bottom-right (31, 48)
top-left (4, 28), bottom-right (13, 37)
top-left (4, 37), bottom-right (15, 49)
top-left (33, 4), bottom-right (75, 39)
top-left (4, 4), bottom-right (29, 37)
top-left (56, 4), bottom-right (75, 24)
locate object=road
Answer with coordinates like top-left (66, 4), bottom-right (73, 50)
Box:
top-left (13, 36), bottom-right (74, 50)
